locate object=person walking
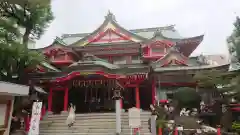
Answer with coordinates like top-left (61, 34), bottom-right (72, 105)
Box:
top-left (66, 103), bottom-right (76, 127)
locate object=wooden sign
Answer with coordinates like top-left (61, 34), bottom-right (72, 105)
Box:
top-left (128, 107), bottom-right (141, 128)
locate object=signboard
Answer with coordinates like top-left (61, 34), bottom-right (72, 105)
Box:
top-left (28, 102), bottom-right (42, 135)
top-left (128, 107), bottom-right (141, 128)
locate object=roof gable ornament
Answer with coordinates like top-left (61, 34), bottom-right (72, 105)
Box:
top-left (53, 36), bottom-right (67, 45)
top-left (153, 29), bottom-right (165, 40)
top-left (105, 10), bottom-right (116, 22)
top-left (154, 29), bottom-right (163, 37)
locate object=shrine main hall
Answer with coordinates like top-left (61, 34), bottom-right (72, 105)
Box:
top-left (29, 12), bottom-right (229, 114)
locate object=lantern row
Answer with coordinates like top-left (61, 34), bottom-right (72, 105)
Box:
top-left (72, 80), bottom-right (117, 87)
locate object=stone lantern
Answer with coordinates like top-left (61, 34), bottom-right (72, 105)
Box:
top-left (112, 87), bottom-right (123, 135)
top-left (112, 88), bottom-right (123, 100)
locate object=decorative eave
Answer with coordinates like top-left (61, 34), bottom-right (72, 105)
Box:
top-left (30, 37), bottom-right (69, 51)
top-left (151, 47), bottom-right (188, 68)
top-left (68, 11), bottom-right (147, 47)
top-left (40, 62), bottom-right (61, 72)
top-left (31, 37), bottom-right (81, 61)
top-left (67, 60), bottom-right (120, 70)
top-left (176, 35), bottom-right (204, 57)
top-left (26, 61), bottom-right (60, 74)
top-left (153, 63), bottom-right (230, 72)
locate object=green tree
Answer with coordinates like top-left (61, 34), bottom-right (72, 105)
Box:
top-left (0, 0), bottom-right (54, 45)
top-left (173, 87), bottom-right (201, 108)
top-left (228, 16), bottom-right (240, 62)
top-left (0, 0), bottom-right (53, 83)
top-left (227, 16), bottom-right (240, 94)
top-left (194, 69), bottom-right (231, 89)
top-left (4, 0), bottom-right (50, 7)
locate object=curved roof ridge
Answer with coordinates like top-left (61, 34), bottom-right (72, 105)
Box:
top-left (30, 36), bottom-right (71, 50)
top-left (68, 12), bottom-right (147, 46)
top-left (61, 25), bottom-right (176, 39)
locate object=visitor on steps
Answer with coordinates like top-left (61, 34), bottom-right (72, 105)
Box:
top-left (66, 103), bottom-right (76, 127)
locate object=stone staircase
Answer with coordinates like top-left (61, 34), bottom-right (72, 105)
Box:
top-left (39, 111), bottom-right (151, 135)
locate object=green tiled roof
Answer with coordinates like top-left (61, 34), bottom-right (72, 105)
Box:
top-left (54, 37), bottom-right (67, 45)
top-left (40, 62), bottom-right (60, 72)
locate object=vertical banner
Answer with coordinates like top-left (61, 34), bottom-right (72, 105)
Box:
top-left (28, 102), bottom-right (42, 135)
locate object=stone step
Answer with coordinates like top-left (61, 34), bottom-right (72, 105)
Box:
top-left (44, 115), bottom-right (151, 120)
top-left (47, 112), bottom-right (151, 116)
top-left (40, 128), bottom-right (116, 133)
top-left (40, 122), bottom-right (148, 127)
top-left (40, 133), bottom-right (114, 135)
top-left (41, 119), bottom-right (149, 124)
top-left (39, 133), bottom-right (151, 135)
top-left (39, 125), bottom-right (150, 131)
top-left (40, 119), bottom-right (149, 125)
top-left (42, 118), bottom-right (150, 124)
top-left (40, 121), bottom-right (149, 129)
top-left (41, 119), bottom-right (117, 124)
top-left (40, 128), bottom-right (150, 133)
top-left (40, 124), bottom-right (116, 130)
top-left (46, 112), bottom-right (151, 118)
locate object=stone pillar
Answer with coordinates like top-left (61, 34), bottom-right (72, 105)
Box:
top-left (48, 88), bottom-right (53, 114)
top-left (151, 115), bottom-right (157, 135)
top-left (135, 86), bottom-right (140, 109)
top-left (63, 87), bottom-right (69, 112)
top-left (116, 99), bottom-right (121, 134)
top-left (150, 105), bottom-right (157, 135)
top-left (112, 89), bottom-right (123, 135)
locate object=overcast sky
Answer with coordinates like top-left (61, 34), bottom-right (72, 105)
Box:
top-left (36, 0), bottom-right (240, 56)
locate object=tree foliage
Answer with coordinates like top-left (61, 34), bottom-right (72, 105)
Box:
top-left (194, 69), bottom-right (232, 88)
top-left (173, 87), bottom-right (201, 108)
top-left (0, 0), bottom-right (53, 83)
top-left (0, 0), bottom-right (54, 45)
top-left (228, 16), bottom-right (240, 62)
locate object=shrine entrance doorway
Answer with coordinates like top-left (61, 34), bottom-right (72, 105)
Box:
top-left (52, 91), bottom-right (64, 114)
top-left (69, 86), bottom-right (116, 113)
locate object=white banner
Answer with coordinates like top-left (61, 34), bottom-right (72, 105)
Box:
top-left (28, 102), bottom-right (42, 135)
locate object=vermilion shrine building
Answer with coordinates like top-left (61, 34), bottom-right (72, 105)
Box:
top-left (29, 12), bottom-right (229, 114)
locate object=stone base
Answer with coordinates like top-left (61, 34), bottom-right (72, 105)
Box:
top-left (61, 111), bottom-right (68, 114)
top-left (47, 111), bottom-right (53, 114)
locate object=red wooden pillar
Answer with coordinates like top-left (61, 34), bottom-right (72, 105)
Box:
top-left (48, 88), bottom-right (53, 112)
top-left (152, 78), bottom-right (156, 105)
top-left (135, 86), bottom-right (140, 108)
top-left (63, 87), bottom-right (69, 111)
